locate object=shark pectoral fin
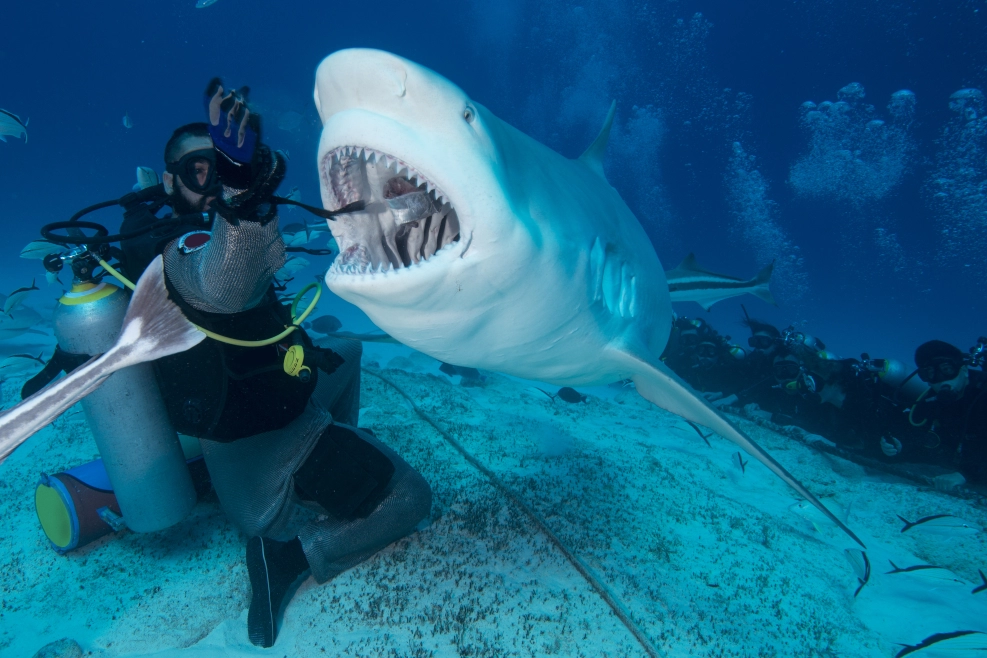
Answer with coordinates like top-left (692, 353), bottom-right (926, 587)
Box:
top-left (698, 300), bottom-right (716, 312)
top-left (620, 347), bottom-right (865, 549)
top-left (578, 100), bottom-right (617, 179)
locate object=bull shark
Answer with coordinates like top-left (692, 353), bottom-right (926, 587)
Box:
top-left (0, 256), bottom-right (204, 464)
top-left (313, 48), bottom-right (864, 548)
top-left (667, 253), bottom-right (775, 311)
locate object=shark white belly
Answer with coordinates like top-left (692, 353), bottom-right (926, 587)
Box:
top-left (314, 48), bottom-right (863, 548)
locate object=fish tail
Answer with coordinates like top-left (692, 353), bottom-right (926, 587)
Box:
top-left (896, 514), bottom-right (913, 532)
top-left (752, 261), bottom-right (776, 306)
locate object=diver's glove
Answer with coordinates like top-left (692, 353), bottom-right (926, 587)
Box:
top-left (205, 78), bottom-right (286, 223)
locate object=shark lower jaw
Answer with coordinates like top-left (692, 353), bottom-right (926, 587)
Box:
top-left (321, 145), bottom-right (464, 281)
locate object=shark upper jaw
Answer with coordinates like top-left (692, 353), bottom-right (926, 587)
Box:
top-left (320, 142), bottom-right (468, 294)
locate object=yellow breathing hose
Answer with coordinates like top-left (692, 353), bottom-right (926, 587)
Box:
top-left (98, 258), bottom-right (321, 348)
top-left (908, 386), bottom-right (931, 427)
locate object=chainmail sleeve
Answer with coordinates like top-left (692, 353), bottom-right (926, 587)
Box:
top-left (163, 216), bottom-right (286, 314)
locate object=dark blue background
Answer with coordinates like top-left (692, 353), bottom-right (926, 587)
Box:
top-left (2, 0), bottom-right (985, 363)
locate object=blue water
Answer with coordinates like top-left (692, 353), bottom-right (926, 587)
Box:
top-left (1, 2), bottom-right (985, 361)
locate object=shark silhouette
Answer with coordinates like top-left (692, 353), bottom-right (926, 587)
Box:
top-left (314, 49), bottom-right (863, 548)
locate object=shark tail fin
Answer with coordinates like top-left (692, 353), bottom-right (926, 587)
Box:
top-left (578, 100), bottom-right (617, 179)
top-left (114, 255), bottom-right (205, 366)
top-left (619, 345), bottom-right (866, 549)
top-left (751, 260), bottom-right (776, 306)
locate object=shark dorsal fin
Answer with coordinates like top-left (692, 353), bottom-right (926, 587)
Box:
top-left (578, 100), bottom-right (617, 179)
top-left (673, 253), bottom-right (720, 277)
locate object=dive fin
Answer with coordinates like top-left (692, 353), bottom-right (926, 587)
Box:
top-left (617, 346), bottom-right (865, 548)
top-left (578, 100), bottom-right (617, 179)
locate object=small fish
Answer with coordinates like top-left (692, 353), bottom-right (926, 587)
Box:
top-left (0, 256), bottom-right (204, 464)
top-left (275, 256), bottom-right (310, 280)
top-left (309, 315), bottom-right (342, 334)
top-left (20, 240), bottom-right (63, 260)
top-left (895, 630), bottom-right (987, 657)
top-left (0, 353), bottom-right (45, 379)
top-left (733, 451), bottom-right (748, 474)
top-left (45, 270), bottom-right (62, 287)
top-left (558, 387), bottom-right (587, 403)
top-left (134, 166), bottom-right (159, 190)
top-left (666, 253), bottom-right (775, 311)
top-left (3, 279), bottom-right (39, 315)
top-left (0, 307), bottom-right (46, 340)
top-left (282, 186), bottom-right (302, 213)
top-left (0, 109), bottom-right (28, 143)
top-left (439, 362), bottom-right (482, 380)
top-left (685, 420), bottom-right (712, 447)
top-left (971, 569), bottom-right (986, 595)
top-left (790, 497), bottom-right (852, 535)
top-left (122, 113), bottom-right (133, 130)
top-left (897, 514), bottom-right (982, 535)
top-left (885, 560), bottom-right (965, 585)
top-left (844, 549), bottom-right (870, 597)
top-left (195, 0), bottom-right (219, 7)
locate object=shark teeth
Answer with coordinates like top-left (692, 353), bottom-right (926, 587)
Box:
top-left (322, 145), bottom-right (462, 279)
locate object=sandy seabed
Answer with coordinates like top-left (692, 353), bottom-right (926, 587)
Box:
top-left (2, 349), bottom-right (986, 658)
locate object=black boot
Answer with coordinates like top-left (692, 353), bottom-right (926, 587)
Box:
top-left (246, 536), bottom-right (310, 648)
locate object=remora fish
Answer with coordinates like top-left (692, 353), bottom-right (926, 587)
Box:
top-left (895, 630), bottom-right (987, 657)
top-left (897, 514), bottom-right (982, 535)
top-left (0, 256), bottom-right (204, 464)
top-left (885, 560), bottom-right (965, 585)
top-left (313, 49), bottom-right (864, 548)
top-left (3, 279), bottom-right (39, 315)
top-left (666, 253), bottom-right (775, 311)
top-left (0, 109), bottom-right (28, 143)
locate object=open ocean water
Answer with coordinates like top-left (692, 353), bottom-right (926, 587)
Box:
top-left (1, 1), bottom-right (986, 656)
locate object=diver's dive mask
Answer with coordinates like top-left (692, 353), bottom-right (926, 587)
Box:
top-left (166, 148), bottom-right (218, 195)
top-left (918, 357), bottom-right (963, 385)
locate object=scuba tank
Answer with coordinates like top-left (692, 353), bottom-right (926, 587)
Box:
top-left (864, 356), bottom-right (929, 404)
top-left (50, 249), bottom-right (196, 533)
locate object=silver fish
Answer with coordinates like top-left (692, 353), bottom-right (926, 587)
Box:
top-left (897, 514), bottom-right (982, 535)
top-left (0, 109), bottom-right (28, 143)
top-left (195, 0), bottom-right (219, 8)
top-left (20, 240), bottom-right (63, 260)
top-left (3, 279), bottom-right (38, 315)
top-left (895, 630), bottom-right (987, 657)
top-left (0, 307), bottom-right (46, 340)
top-left (885, 560), bottom-right (965, 584)
top-left (666, 253), bottom-right (775, 311)
top-left (0, 256), bottom-right (204, 464)
top-left (844, 549), bottom-right (870, 597)
top-left (0, 352), bottom-right (45, 379)
top-left (122, 113), bottom-right (133, 130)
top-left (135, 166), bottom-right (159, 190)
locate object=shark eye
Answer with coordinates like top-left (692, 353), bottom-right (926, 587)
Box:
top-left (463, 106), bottom-right (475, 123)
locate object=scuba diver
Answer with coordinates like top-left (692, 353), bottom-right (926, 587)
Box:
top-left (32, 80), bottom-right (432, 647)
top-left (903, 339), bottom-right (987, 484)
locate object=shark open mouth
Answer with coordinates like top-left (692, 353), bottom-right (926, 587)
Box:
top-left (321, 146), bottom-right (461, 276)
